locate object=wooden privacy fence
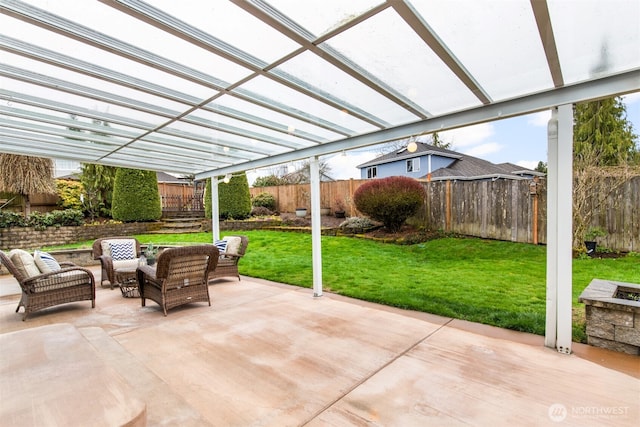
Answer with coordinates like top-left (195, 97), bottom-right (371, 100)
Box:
top-left (250, 176), bottom-right (639, 252)
top-left (415, 179), bottom-right (547, 245)
top-left (249, 179), bottom-right (366, 217)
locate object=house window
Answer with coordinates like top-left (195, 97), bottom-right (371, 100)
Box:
top-left (367, 167), bottom-right (377, 178)
top-left (406, 159), bottom-right (420, 173)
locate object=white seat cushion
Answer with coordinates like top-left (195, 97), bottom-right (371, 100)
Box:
top-left (9, 249), bottom-right (41, 278)
top-left (113, 259), bottom-right (140, 270)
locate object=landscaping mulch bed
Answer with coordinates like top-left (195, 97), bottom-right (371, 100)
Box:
top-left (278, 213), bottom-right (438, 244)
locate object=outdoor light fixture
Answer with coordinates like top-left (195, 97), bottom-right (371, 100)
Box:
top-left (407, 140), bottom-right (418, 153)
top-left (223, 173), bottom-right (232, 184)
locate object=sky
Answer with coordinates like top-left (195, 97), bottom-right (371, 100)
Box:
top-left (299, 92), bottom-right (639, 182)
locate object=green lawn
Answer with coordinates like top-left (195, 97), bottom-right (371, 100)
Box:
top-left (47, 231), bottom-right (640, 342)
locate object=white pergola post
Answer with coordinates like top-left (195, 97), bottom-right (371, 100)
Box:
top-left (545, 105), bottom-right (573, 354)
top-left (309, 156), bottom-right (323, 297)
top-left (210, 178), bottom-right (220, 242)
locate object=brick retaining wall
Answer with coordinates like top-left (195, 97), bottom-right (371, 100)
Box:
top-left (0, 222), bottom-right (162, 251)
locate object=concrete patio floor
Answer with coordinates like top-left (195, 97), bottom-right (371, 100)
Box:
top-left (1, 266), bottom-right (638, 426)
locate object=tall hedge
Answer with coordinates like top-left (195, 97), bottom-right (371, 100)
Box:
top-left (204, 173), bottom-right (252, 219)
top-left (353, 176), bottom-right (425, 232)
top-left (111, 168), bottom-right (162, 222)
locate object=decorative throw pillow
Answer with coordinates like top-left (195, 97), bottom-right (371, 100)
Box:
top-left (8, 249), bottom-right (41, 278)
top-left (109, 242), bottom-right (136, 261)
top-left (101, 239), bottom-right (135, 258)
top-left (34, 250), bottom-right (62, 273)
top-left (222, 236), bottom-right (242, 256)
top-left (214, 239), bottom-right (228, 253)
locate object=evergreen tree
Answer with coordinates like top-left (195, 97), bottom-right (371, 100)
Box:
top-left (80, 163), bottom-right (117, 219)
top-left (574, 97), bottom-right (638, 166)
top-left (204, 173), bottom-right (252, 219)
top-left (253, 175), bottom-right (287, 187)
top-left (430, 132), bottom-right (453, 150)
top-left (535, 161), bottom-right (547, 174)
top-left (111, 168), bottom-right (161, 222)
top-left (572, 96), bottom-right (639, 247)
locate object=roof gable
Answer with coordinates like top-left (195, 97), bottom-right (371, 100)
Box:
top-left (357, 142), bottom-right (541, 181)
top-left (356, 142), bottom-right (461, 168)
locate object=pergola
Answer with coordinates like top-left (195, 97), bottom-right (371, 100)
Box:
top-left (1, 0), bottom-right (639, 354)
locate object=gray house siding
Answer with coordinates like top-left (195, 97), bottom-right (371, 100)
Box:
top-left (359, 154), bottom-right (455, 179)
top-left (357, 142), bottom-right (541, 181)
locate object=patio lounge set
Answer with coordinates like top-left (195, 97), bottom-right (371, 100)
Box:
top-left (0, 235), bottom-right (249, 319)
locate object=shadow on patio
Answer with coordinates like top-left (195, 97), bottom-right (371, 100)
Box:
top-left (1, 266), bottom-right (638, 426)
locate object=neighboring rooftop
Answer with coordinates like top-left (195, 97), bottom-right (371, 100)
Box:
top-left (358, 142), bottom-right (545, 181)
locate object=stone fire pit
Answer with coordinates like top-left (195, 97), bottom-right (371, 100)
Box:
top-left (579, 279), bottom-right (640, 355)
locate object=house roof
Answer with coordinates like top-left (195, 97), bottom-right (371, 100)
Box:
top-left (357, 142), bottom-right (542, 181)
top-left (156, 171), bottom-right (190, 184)
top-left (356, 142), bottom-right (462, 168)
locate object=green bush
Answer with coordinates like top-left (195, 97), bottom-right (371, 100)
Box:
top-left (204, 178), bottom-right (212, 218)
top-left (25, 211), bottom-right (54, 229)
top-left (111, 168), bottom-right (162, 222)
top-left (0, 209), bottom-right (84, 229)
top-left (353, 176), bottom-right (425, 232)
top-left (0, 211), bottom-right (26, 228)
top-left (48, 209), bottom-right (84, 226)
top-left (80, 163), bottom-right (117, 219)
top-left (253, 174), bottom-right (287, 187)
top-left (252, 192), bottom-right (276, 210)
top-left (205, 174), bottom-right (252, 220)
top-left (56, 179), bottom-right (84, 210)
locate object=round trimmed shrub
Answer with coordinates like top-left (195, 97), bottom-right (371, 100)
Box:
top-left (353, 176), bottom-right (425, 232)
top-left (205, 173), bottom-right (252, 220)
top-left (252, 192), bottom-right (276, 210)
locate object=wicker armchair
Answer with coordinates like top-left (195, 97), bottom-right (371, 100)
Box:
top-left (92, 237), bottom-right (142, 289)
top-left (0, 250), bottom-right (95, 321)
top-left (209, 235), bottom-right (249, 282)
top-left (137, 245), bottom-right (219, 316)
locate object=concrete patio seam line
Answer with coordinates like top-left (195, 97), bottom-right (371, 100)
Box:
top-left (299, 318), bottom-right (456, 426)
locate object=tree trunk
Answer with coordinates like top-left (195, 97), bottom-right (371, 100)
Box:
top-left (24, 194), bottom-right (31, 217)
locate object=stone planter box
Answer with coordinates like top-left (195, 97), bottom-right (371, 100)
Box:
top-left (579, 279), bottom-right (640, 355)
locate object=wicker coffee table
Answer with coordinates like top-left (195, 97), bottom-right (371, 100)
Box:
top-left (115, 267), bottom-right (139, 298)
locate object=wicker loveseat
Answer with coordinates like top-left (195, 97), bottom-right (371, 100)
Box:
top-left (209, 235), bottom-right (249, 282)
top-left (92, 237), bottom-right (142, 289)
top-left (0, 249), bottom-right (95, 320)
top-left (137, 245), bottom-right (219, 316)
